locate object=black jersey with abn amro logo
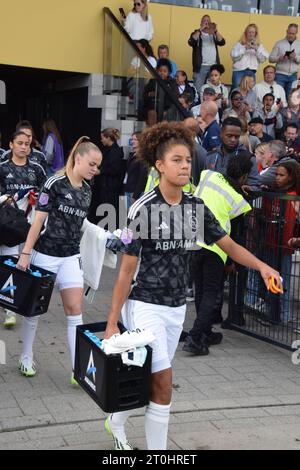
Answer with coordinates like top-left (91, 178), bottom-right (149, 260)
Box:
top-left (120, 187), bottom-right (226, 307)
top-left (35, 175), bottom-right (91, 257)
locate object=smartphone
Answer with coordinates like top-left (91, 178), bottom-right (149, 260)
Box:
top-left (285, 49), bottom-right (294, 57)
top-left (119, 8), bottom-right (126, 19)
top-left (276, 97), bottom-right (281, 105)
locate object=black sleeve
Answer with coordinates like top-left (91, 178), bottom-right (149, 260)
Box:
top-left (36, 165), bottom-right (47, 190)
top-left (188, 33), bottom-right (197, 47)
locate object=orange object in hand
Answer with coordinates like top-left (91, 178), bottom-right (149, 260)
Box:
top-left (268, 276), bottom-right (283, 294)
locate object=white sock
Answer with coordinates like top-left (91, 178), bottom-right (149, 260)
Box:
top-left (67, 314), bottom-right (83, 370)
top-left (145, 401), bottom-right (171, 450)
top-left (109, 410), bottom-right (133, 443)
top-left (21, 316), bottom-right (39, 360)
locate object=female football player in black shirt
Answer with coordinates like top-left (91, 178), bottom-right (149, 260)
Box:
top-left (17, 137), bottom-right (102, 381)
top-left (0, 131), bottom-right (46, 328)
top-left (103, 121), bottom-right (282, 451)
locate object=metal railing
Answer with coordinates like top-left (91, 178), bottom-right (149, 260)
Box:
top-left (103, 7), bottom-right (187, 124)
top-left (226, 191), bottom-right (300, 350)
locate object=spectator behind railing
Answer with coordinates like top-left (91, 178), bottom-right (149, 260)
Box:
top-left (262, 160), bottom-right (300, 323)
top-left (259, 140), bottom-right (294, 188)
top-left (254, 65), bottom-right (287, 109)
top-left (237, 75), bottom-right (257, 115)
top-left (269, 24), bottom-right (300, 101)
top-left (157, 44), bottom-right (177, 78)
top-left (238, 116), bottom-right (259, 154)
top-left (222, 90), bottom-right (251, 123)
top-left (200, 64), bottom-right (228, 115)
top-left (173, 70), bottom-right (197, 106)
top-left (255, 142), bottom-right (272, 173)
top-left (248, 117), bottom-right (273, 144)
top-left (197, 101), bottom-right (221, 152)
top-left (252, 93), bottom-right (283, 139)
top-left (191, 87), bottom-right (220, 123)
top-left (231, 24), bottom-right (269, 91)
top-left (124, 0), bottom-right (154, 41)
top-left (188, 14), bottom-right (225, 96)
top-left (144, 58), bottom-right (176, 125)
top-left (283, 123), bottom-right (300, 161)
top-left (280, 88), bottom-right (300, 129)
top-left (131, 39), bottom-right (157, 72)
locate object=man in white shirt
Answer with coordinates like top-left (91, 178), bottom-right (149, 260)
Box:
top-left (254, 65), bottom-right (287, 109)
top-left (269, 24), bottom-right (300, 100)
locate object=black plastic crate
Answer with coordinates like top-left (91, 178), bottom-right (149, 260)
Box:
top-left (0, 256), bottom-right (56, 317)
top-left (74, 322), bottom-right (152, 413)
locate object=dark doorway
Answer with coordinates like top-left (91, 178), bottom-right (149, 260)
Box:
top-left (0, 65), bottom-right (102, 154)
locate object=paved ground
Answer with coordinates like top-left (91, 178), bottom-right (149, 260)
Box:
top-left (1, 265), bottom-right (300, 450)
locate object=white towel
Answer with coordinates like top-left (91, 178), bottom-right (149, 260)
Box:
top-left (80, 219), bottom-right (117, 301)
top-left (102, 329), bottom-right (155, 355)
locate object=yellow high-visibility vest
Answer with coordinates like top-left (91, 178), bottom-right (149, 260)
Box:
top-left (145, 167), bottom-right (194, 194)
top-left (194, 170), bottom-right (251, 263)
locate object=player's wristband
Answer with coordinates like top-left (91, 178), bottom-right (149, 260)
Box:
top-left (21, 252), bottom-right (31, 256)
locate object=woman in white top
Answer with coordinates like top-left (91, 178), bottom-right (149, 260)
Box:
top-left (124, 0), bottom-right (154, 42)
top-left (200, 64), bottom-right (228, 111)
top-left (231, 24), bottom-right (269, 91)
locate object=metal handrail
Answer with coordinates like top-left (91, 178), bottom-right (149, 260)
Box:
top-left (103, 7), bottom-right (187, 120)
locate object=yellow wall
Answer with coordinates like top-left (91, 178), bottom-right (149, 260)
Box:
top-left (0, 0), bottom-right (299, 83)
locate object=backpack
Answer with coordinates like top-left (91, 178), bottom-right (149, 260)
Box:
top-left (0, 199), bottom-right (30, 247)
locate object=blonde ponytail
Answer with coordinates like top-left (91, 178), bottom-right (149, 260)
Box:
top-left (56, 136), bottom-right (101, 182)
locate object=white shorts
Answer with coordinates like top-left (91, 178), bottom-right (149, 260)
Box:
top-left (121, 299), bottom-right (186, 374)
top-left (31, 251), bottom-right (84, 291)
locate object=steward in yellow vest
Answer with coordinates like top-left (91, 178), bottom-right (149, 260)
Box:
top-left (183, 152), bottom-right (253, 356)
top-left (194, 170), bottom-right (252, 263)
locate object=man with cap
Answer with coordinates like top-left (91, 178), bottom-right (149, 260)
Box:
top-left (191, 87), bottom-right (220, 124)
top-left (249, 116), bottom-right (273, 143)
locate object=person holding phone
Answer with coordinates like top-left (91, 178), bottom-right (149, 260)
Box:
top-left (270, 24), bottom-right (300, 100)
top-left (124, 0), bottom-right (153, 41)
top-left (200, 64), bottom-right (228, 116)
top-left (188, 15), bottom-right (225, 96)
top-left (231, 24), bottom-right (269, 91)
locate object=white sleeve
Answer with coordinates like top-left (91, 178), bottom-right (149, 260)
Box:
top-left (124, 12), bottom-right (134, 36)
top-left (231, 43), bottom-right (246, 61)
top-left (148, 56), bottom-right (157, 68)
top-left (257, 44), bottom-right (269, 63)
top-left (147, 15), bottom-right (154, 41)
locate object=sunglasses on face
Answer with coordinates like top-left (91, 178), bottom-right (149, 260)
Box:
top-left (134, 2), bottom-right (142, 6)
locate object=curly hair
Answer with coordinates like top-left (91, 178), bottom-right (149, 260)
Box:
top-left (137, 122), bottom-right (195, 168)
top-left (277, 160), bottom-right (300, 194)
